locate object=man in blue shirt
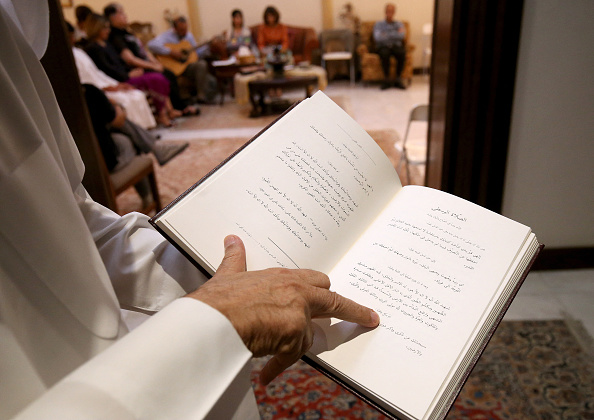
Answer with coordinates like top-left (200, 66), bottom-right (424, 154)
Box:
top-left (148, 16), bottom-right (215, 104)
top-left (373, 3), bottom-right (407, 90)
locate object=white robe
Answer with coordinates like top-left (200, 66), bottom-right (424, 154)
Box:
top-left (72, 46), bottom-right (157, 130)
top-left (0, 1), bottom-right (258, 418)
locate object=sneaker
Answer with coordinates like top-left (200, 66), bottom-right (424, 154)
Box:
top-left (154, 142), bottom-right (189, 166)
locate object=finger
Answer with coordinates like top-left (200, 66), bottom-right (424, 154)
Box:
top-left (216, 235), bottom-right (247, 275)
top-left (310, 290), bottom-right (380, 328)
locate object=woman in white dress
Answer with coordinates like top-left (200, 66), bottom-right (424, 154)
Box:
top-left (67, 21), bottom-right (156, 129)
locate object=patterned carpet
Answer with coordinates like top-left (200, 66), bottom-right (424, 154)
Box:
top-left (251, 320), bottom-right (594, 420)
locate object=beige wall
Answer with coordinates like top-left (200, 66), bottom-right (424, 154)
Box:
top-left (330, 0), bottom-right (434, 67)
top-left (194, 0), bottom-right (323, 41)
top-left (62, 0), bottom-right (189, 34)
top-left (62, 0), bottom-right (433, 67)
top-left (503, 0), bottom-right (594, 248)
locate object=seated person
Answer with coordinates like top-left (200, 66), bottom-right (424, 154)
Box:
top-left (82, 84), bottom-right (188, 206)
top-left (84, 13), bottom-right (182, 127)
top-left (225, 9), bottom-right (255, 55)
top-left (103, 3), bottom-right (199, 113)
top-left (67, 20), bottom-right (156, 129)
top-left (257, 6), bottom-right (289, 56)
top-left (373, 3), bottom-right (407, 90)
top-left (147, 16), bottom-right (216, 104)
top-left (74, 4), bottom-right (93, 46)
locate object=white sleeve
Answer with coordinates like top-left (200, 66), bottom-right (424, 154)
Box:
top-left (76, 186), bottom-right (209, 312)
top-left (13, 298), bottom-right (256, 420)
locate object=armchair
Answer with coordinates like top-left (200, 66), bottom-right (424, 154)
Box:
top-left (356, 20), bottom-right (415, 85)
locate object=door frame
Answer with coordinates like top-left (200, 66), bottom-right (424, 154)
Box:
top-left (426, 0), bottom-right (524, 214)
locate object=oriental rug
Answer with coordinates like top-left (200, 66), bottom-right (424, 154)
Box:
top-left (250, 320), bottom-right (594, 420)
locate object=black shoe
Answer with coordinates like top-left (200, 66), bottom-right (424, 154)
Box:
top-left (154, 142), bottom-right (189, 166)
top-left (182, 104), bottom-right (201, 116)
top-left (394, 79), bottom-right (407, 90)
top-left (196, 97), bottom-right (217, 105)
top-left (380, 81), bottom-right (391, 90)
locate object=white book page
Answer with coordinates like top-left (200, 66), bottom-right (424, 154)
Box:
top-left (156, 92), bottom-right (401, 273)
top-left (310, 185), bottom-right (531, 419)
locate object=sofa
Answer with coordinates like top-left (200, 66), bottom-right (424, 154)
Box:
top-left (356, 20), bottom-right (415, 85)
top-left (250, 24), bottom-right (320, 64)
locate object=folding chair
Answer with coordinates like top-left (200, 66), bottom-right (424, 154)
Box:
top-left (395, 104), bottom-right (429, 184)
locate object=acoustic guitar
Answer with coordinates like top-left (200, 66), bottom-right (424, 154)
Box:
top-left (156, 40), bottom-right (198, 76)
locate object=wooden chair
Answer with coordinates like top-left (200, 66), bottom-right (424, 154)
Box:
top-left (129, 21), bottom-right (155, 46)
top-left (43, 0), bottom-right (163, 216)
top-left (109, 154), bottom-right (162, 215)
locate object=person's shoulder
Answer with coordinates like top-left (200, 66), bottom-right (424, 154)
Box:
top-left (162, 28), bottom-right (177, 37)
top-left (108, 30), bottom-right (122, 42)
top-left (150, 29), bottom-right (169, 42)
top-left (109, 26), bottom-right (124, 36)
top-left (84, 42), bottom-right (100, 53)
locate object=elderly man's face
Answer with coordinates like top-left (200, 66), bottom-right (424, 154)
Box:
top-left (174, 21), bottom-right (188, 38)
top-left (385, 4), bottom-right (396, 22)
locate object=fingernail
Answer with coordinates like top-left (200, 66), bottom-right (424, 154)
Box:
top-left (224, 235), bottom-right (237, 250)
top-left (370, 310), bottom-right (380, 326)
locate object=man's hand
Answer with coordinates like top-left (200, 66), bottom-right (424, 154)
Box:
top-left (169, 49), bottom-right (184, 61)
top-left (187, 235), bottom-right (380, 385)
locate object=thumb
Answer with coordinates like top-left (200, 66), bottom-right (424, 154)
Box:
top-left (216, 235), bottom-right (247, 275)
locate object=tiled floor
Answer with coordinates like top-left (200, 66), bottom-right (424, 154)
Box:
top-left (505, 268), bottom-right (594, 338)
top-left (160, 76), bottom-right (594, 343)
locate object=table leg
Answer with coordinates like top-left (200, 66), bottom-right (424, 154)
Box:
top-left (218, 78), bottom-right (225, 106)
top-left (249, 87), bottom-right (263, 118)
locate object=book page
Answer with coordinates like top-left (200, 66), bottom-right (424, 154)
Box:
top-left (310, 186), bottom-right (532, 419)
top-left (155, 92), bottom-right (401, 273)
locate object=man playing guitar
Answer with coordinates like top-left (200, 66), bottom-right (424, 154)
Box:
top-left (148, 16), bottom-right (213, 105)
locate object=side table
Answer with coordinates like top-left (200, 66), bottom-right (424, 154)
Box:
top-left (248, 75), bottom-right (318, 117)
top-left (212, 63), bottom-right (265, 105)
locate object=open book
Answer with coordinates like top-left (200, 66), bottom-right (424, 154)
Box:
top-left (150, 92), bottom-right (541, 420)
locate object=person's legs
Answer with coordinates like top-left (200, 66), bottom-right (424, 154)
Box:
top-left (162, 68), bottom-right (188, 111)
top-left (111, 132), bottom-right (151, 202)
top-left (114, 120), bottom-right (189, 166)
top-left (128, 73), bottom-right (178, 127)
top-left (183, 60), bottom-right (210, 103)
top-left (392, 45), bottom-right (407, 89)
top-left (111, 132), bottom-right (137, 171)
top-left (376, 45), bottom-right (392, 90)
top-left (115, 120), bottom-right (156, 154)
